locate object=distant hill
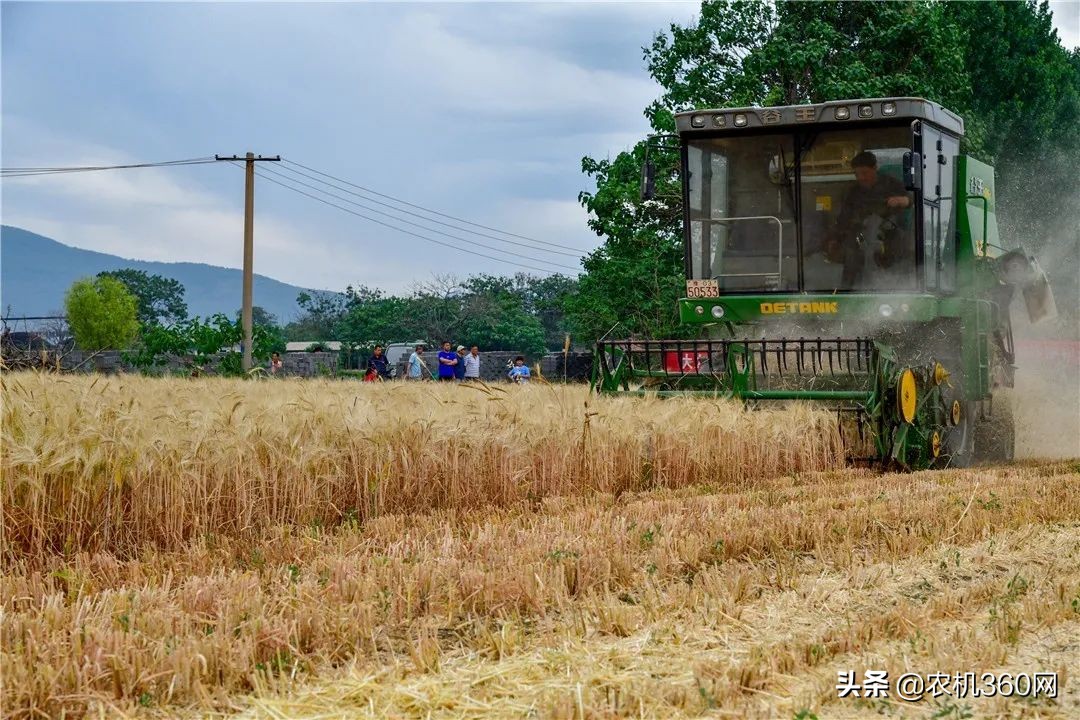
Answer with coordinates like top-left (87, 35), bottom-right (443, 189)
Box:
top-left (1, 226), bottom-right (318, 323)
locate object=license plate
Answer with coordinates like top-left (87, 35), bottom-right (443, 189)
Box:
top-left (686, 279), bottom-right (719, 298)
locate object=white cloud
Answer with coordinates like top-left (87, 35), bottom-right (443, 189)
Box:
top-left (1050, 1), bottom-right (1079, 49)
top-left (380, 10), bottom-right (659, 121)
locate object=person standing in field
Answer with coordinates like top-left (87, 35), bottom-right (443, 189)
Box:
top-left (270, 352), bottom-right (283, 376)
top-left (366, 344), bottom-right (392, 381)
top-left (408, 344), bottom-right (427, 380)
top-left (464, 345), bottom-right (481, 380)
top-left (454, 345), bottom-right (467, 381)
top-left (508, 355), bottom-right (530, 384)
top-left (437, 341), bottom-right (458, 382)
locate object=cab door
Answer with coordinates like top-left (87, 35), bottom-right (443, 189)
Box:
top-left (921, 125), bottom-right (959, 293)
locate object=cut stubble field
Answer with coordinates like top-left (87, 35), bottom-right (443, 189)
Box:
top-left (1, 374), bottom-right (1077, 719)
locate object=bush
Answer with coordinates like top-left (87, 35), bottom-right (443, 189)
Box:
top-left (64, 277), bottom-right (140, 351)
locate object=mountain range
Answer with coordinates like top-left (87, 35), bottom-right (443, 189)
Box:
top-left (1, 226), bottom-right (316, 323)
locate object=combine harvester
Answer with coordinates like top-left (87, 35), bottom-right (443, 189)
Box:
top-left (593, 97), bottom-right (1055, 470)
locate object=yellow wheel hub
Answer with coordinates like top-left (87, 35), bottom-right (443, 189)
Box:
top-left (933, 362), bottom-right (950, 386)
top-left (931, 430), bottom-right (942, 458)
top-left (897, 369), bottom-right (917, 424)
top-left (950, 400), bottom-right (962, 426)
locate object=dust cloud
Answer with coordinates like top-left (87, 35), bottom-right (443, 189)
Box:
top-left (1011, 302), bottom-right (1080, 460)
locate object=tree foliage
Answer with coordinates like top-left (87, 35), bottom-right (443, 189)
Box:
top-left (64, 276), bottom-right (140, 351)
top-left (284, 273), bottom-right (577, 359)
top-left (127, 314), bottom-right (279, 375)
top-left (572, 0), bottom-right (1080, 343)
top-left (97, 269), bottom-right (188, 327)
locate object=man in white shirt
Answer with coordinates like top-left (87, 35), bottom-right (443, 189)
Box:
top-left (463, 345), bottom-right (481, 379)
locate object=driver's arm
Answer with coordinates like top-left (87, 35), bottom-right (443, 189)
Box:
top-left (882, 175), bottom-right (912, 211)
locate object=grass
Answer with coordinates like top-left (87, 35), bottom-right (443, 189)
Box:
top-left (1, 373), bottom-right (1077, 719)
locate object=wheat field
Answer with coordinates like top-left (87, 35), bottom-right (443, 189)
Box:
top-left (2, 373), bottom-right (1077, 719)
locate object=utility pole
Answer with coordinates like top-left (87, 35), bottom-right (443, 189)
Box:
top-left (215, 153), bottom-right (281, 371)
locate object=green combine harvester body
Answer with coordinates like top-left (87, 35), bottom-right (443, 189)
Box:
top-left (592, 98), bottom-right (1055, 470)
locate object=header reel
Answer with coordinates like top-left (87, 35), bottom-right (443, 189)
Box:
top-left (592, 337), bottom-right (965, 470)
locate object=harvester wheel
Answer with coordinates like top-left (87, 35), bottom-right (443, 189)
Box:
top-left (974, 390), bottom-right (1015, 464)
top-left (939, 400), bottom-right (975, 468)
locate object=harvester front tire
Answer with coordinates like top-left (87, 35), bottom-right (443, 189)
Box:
top-left (941, 401), bottom-right (976, 468)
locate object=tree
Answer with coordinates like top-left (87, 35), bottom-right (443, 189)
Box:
top-left (235, 306), bottom-right (286, 354)
top-left (461, 273), bottom-right (578, 348)
top-left (97, 269), bottom-right (187, 327)
top-left (127, 314), bottom-right (281, 375)
top-left (946, 1), bottom-right (1080, 316)
top-left (284, 291), bottom-right (348, 341)
top-left (64, 276), bottom-right (140, 351)
top-left (572, 140), bottom-right (686, 343)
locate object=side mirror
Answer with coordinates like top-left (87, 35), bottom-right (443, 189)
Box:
top-left (903, 151), bottom-right (922, 192)
top-left (640, 160), bottom-right (656, 201)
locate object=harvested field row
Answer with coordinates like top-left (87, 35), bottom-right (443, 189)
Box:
top-left (244, 525), bottom-right (1080, 720)
top-left (2, 373), bottom-right (844, 563)
top-left (3, 459), bottom-right (1077, 718)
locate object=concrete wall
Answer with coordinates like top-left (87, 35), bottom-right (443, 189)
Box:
top-left (541, 351), bottom-right (592, 382)
top-left (54, 350), bottom-right (340, 377)
top-left (390, 350), bottom-right (594, 383)
top-left (281, 351), bottom-right (338, 377)
top-left (394, 350), bottom-right (528, 382)
top-left (43, 348), bottom-right (591, 381)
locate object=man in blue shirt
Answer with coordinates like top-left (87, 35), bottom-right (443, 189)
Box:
top-left (366, 345), bottom-right (392, 381)
top-left (437, 341), bottom-right (458, 382)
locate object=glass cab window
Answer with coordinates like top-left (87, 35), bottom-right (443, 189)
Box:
top-left (686, 125), bottom-right (919, 294)
top-left (687, 135), bottom-right (797, 291)
top-left (799, 126), bottom-right (916, 292)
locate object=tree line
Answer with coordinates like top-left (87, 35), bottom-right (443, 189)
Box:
top-left (61, 269), bottom-right (582, 371)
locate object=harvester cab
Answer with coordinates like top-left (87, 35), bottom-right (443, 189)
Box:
top-left (593, 97), bottom-right (1055, 470)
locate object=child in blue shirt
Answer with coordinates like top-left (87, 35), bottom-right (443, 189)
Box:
top-left (508, 356), bottom-right (530, 384)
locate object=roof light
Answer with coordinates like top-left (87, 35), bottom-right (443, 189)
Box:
top-left (691, 115), bottom-right (706, 128)
top-left (858, 104), bottom-right (873, 118)
top-left (733, 113), bottom-right (748, 127)
top-left (882, 101), bottom-right (897, 116)
top-left (834, 106), bottom-right (850, 120)
top-left (712, 114), bottom-right (726, 127)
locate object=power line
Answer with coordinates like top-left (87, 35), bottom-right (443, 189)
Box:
top-left (255, 163), bottom-right (578, 270)
top-left (248, 164), bottom-right (574, 275)
top-left (0, 157), bottom-right (217, 177)
top-left (235, 163), bottom-right (572, 276)
top-left (283, 159), bottom-right (585, 253)
top-left (272, 162), bottom-right (582, 258)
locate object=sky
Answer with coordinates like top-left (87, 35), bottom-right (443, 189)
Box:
top-left (2, 1), bottom-right (1078, 295)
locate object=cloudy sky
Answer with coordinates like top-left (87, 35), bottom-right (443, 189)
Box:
top-left (3, 1), bottom-right (1078, 294)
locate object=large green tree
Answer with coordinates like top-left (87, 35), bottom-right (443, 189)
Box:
top-left (946, 1), bottom-right (1080, 313)
top-left (572, 0), bottom-right (1080, 343)
top-left (285, 291), bottom-right (348, 341)
top-left (64, 276), bottom-right (140, 351)
top-left (97, 269), bottom-right (188, 327)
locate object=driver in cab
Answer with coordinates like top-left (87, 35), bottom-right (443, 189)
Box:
top-left (827, 150), bottom-right (912, 288)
